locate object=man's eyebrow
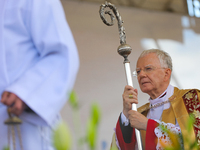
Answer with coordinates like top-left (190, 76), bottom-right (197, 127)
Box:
top-left (136, 64), bottom-right (153, 69)
top-left (145, 64), bottom-right (153, 67)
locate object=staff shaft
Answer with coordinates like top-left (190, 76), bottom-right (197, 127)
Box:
top-left (124, 62), bottom-right (143, 150)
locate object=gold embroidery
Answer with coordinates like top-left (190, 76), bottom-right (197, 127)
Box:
top-left (197, 130), bottom-right (200, 138)
top-left (197, 134), bottom-right (200, 146)
top-left (193, 110), bottom-right (200, 119)
top-left (183, 90), bottom-right (200, 146)
top-left (185, 92), bottom-right (193, 100)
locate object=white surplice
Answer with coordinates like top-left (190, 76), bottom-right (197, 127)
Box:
top-left (0, 0), bottom-right (79, 149)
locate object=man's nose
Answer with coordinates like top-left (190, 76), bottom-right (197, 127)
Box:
top-left (138, 69), bottom-right (146, 77)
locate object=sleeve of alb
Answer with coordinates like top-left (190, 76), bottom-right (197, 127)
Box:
top-left (115, 113), bottom-right (136, 150)
top-left (5, 0), bottom-right (79, 126)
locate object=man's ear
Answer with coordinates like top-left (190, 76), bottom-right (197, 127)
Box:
top-left (164, 68), bottom-right (171, 82)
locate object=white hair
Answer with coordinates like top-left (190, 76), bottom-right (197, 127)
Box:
top-left (138, 49), bottom-right (173, 71)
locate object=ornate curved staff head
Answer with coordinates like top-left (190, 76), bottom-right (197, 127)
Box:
top-left (99, 1), bottom-right (132, 63)
top-left (99, 2), bottom-right (143, 150)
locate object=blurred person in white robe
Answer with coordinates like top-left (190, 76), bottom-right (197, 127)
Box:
top-left (0, 0), bottom-right (79, 149)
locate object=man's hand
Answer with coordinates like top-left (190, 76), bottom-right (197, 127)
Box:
top-left (1, 91), bottom-right (26, 116)
top-left (128, 110), bottom-right (148, 130)
top-left (122, 85), bottom-right (138, 118)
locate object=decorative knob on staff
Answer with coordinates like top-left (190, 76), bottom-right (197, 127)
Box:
top-left (99, 2), bottom-right (143, 149)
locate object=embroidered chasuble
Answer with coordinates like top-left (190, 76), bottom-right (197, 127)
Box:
top-left (111, 87), bottom-right (200, 150)
top-left (139, 104), bottom-right (176, 149)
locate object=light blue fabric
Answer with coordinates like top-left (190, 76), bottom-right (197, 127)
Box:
top-left (0, 0), bottom-right (79, 149)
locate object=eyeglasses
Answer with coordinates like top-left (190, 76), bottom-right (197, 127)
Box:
top-left (133, 65), bottom-right (166, 77)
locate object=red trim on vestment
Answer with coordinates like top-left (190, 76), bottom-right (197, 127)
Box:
top-left (145, 119), bottom-right (159, 150)
top-left (116, 118), bottom-right (136, 150)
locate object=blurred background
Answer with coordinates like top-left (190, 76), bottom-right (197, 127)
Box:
top-left (60, 0), bottom-right (200, 149)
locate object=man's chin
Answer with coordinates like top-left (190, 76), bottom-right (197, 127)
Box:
top-left (140, 87), bottom-right (151, 93)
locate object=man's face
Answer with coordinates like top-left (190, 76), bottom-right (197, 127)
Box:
top-left (136, 53), bottom-right (167, 97)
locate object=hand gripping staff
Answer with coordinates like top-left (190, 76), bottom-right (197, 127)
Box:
top-left (99, 2), bottom-right (143, 149)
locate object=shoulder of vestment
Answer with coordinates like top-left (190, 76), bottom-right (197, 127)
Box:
top-left (138, 103), bottom-right (150, 115)
top-left (169, 87), bottom-right (200, 102)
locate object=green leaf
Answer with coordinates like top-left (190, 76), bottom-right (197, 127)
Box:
top-left (3, 146), bottom-right (10, 150)
top-left (53, 121), bottom-right (72, 150)
top-left (110, 147), bottom-right (118, 150)
top-left (69, 91), bottom-right (78, 109)
top-left (91, 102), bottom-right (101, 126)
top-left (187, 114), bottom-right (195, 132)
top-left (86, 119), bottom-right (97, 150)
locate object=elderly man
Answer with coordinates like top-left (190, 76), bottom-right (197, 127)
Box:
top-left (111, 49), bottom-right (200, 150)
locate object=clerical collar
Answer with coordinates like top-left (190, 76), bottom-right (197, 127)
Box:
top-left (159, 92), bottom-right (167, 98)
top-left (149, 91), bottom-right (167, 100)
top-left (148, 85), bottom-right (174, 111)
top-left (149, 90), bottom-right (168, 106)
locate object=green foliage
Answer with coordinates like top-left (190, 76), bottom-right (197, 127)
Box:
top-left (110, 147), bottom-right (118, 150)
top-left (86, 119), bottom-right (97, 150)
top-left (69, 91), bottom-right (78, 109)
top-left (184, 114), bottom-right (199, 150)
top-left (86, 103), bottom-right (101, 150)
top-left (53, 91), bottom-right (101, 150)
top-left (90, 103), bottom-right (101, 125)
top-left (3, 146), bottom-right (10, 150)
top-left (159, 115), bottom-right (198, 150)
top-left (53, 122), bottom-right (72, 150)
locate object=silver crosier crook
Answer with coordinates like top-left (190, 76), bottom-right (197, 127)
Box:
top-left (99, 1), bottom-right (143, 149)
